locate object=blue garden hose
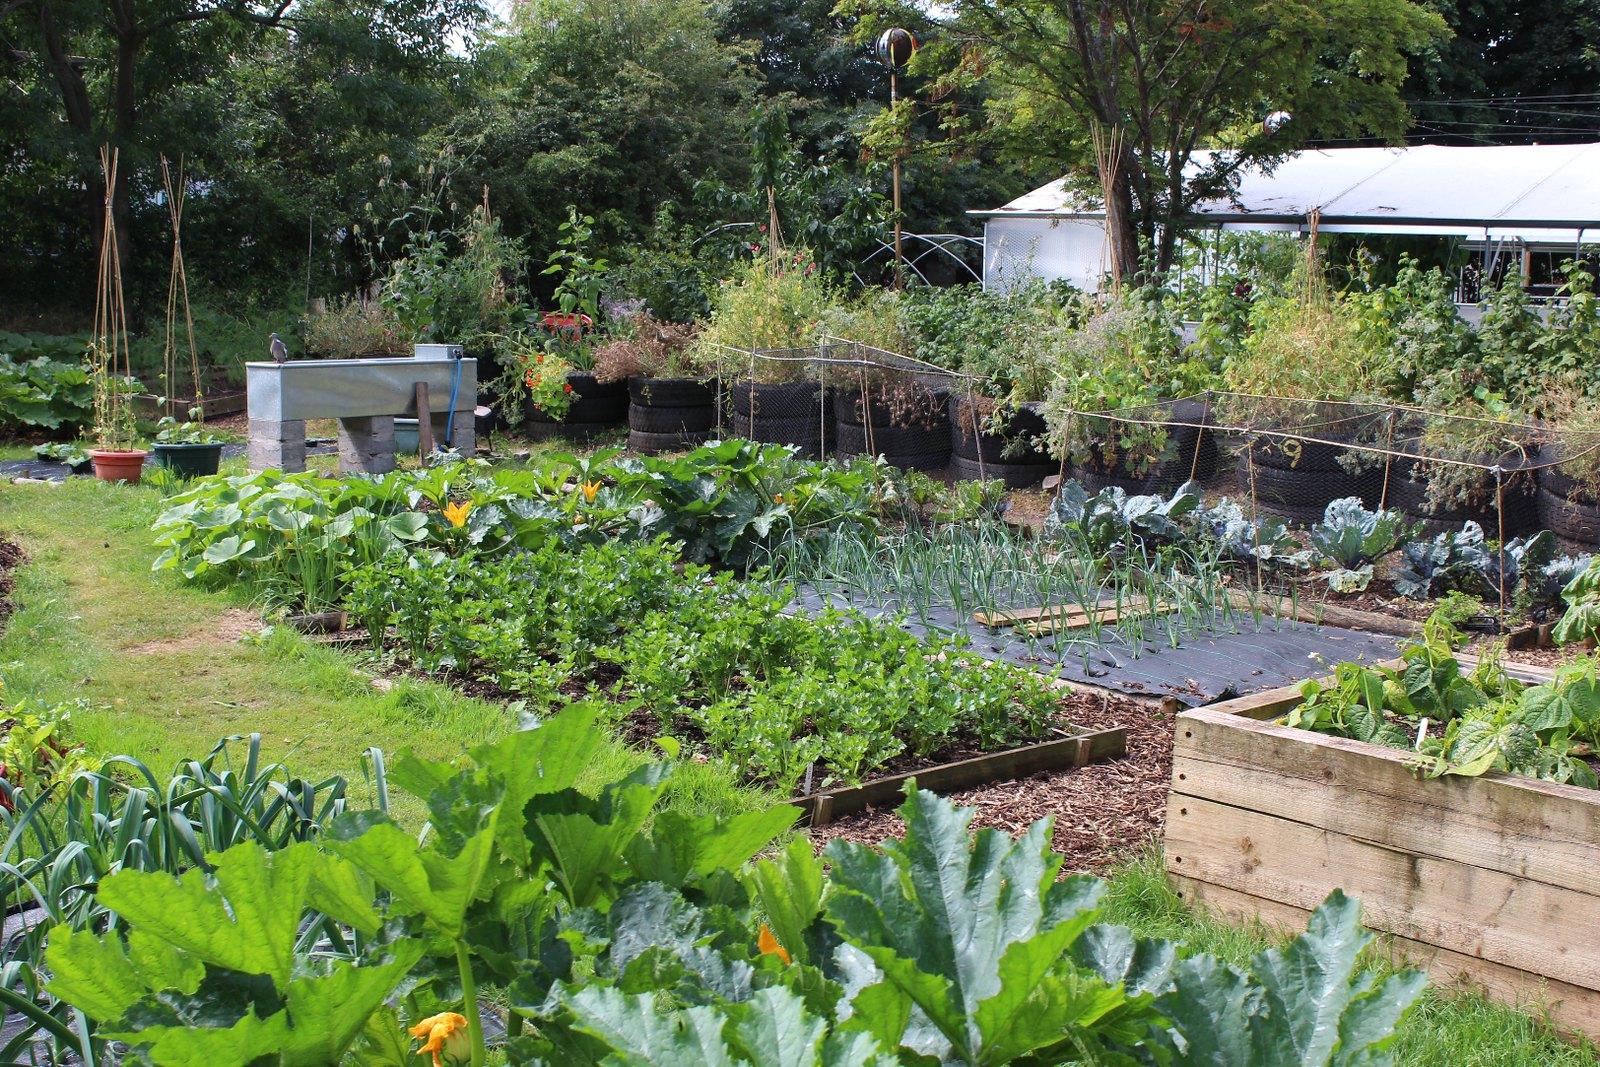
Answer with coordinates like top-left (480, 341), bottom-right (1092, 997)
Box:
top-left (443, 351), bottom-right (464, 448)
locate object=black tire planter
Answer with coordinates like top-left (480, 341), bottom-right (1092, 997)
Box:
top-left (949, 454), bottom-right (1058, 488)
top-left (151, 442), bottom-right (223, 478)
top-left (833, 388), bottom-right (951, 472)
top-left (629, 403), bottom-right (716, 435)
top-left (628, 376), bottom-right (717, 409)
top-left (1238, 425), bottom-right (1384, 527)
top-left (950, 398), bottom-right (1054, 458)
top-left (729, 381), bottom-right (831, 457)
top-left (949, 398), bottom-right (1058, 488)
top-left (1537, 467), bottom-right (1600, 552)
top-left (1382, 457), bottom-right (1540, 540)
top-left (1074, 398), bottom-right (1221, 497)
top-left (525, 373), bottom-right (627, 442)
top-left (629, 428), bottom-right (709, 454)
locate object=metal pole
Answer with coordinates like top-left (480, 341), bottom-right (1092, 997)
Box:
top-left (891, 69), bottom-right (904, 289)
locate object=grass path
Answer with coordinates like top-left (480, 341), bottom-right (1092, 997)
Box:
top-left (0, 475), bottom-right (769, 826)
top-left (0, 474), bottom-right (1594, 1065)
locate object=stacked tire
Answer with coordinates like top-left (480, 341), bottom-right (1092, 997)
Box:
top-left (525, 374), bottom-right (627, 442)
top-left (1239, 416), bottom-right (1384, 527)
top-left (947, 397), bottom-right (1057, 488)
top-left (729, 380), bottom-right (831, 459)
top-left (1383, 451), bottom-right (1540, 539)
top-left (834, 387), bottom-right (951, 472)
top-left (1077, 399), bottom-right (1221, 497)
top-left (1537, 466), bottom-right (1600, 553)
top-left (627, 377), bottom-right (718, 454)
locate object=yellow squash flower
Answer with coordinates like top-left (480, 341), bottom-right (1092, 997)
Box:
top-left (409, 1012), bottom-right (471, 1067)
top-left (757, 923), bottom-right (791, 965)
top-left (442, 500), bottom-right (472, 529)
top-left (580, 480), bottom-right (601, 503)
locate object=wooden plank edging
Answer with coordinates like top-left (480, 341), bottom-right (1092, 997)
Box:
top-left (796, 725), bottom-right (1126, 827)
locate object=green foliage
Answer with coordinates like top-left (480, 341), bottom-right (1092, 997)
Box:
top-left (299, 297), bottom-right (408, 359)
top-left (0, 351), bottom-right (96, 433)
top-left (694, 253), bottom-right (837, 376)
top-left (1310, 498), bottom-right (1414, 591)
top-left (1289, 613), bottom-right (1600, 786)
top-left (1554, 558), bottom-right (1600, 646)
top-left (346, 537), bottom-right (1061, 790)
top-left (151, 442), bottom-right (880, 609)
top-left (36, 709), bottom-right (1424, 1066)
top-left (380, 200), bottom-right (526, 347)
top-left (0, 732), bottom-right (359, 1064)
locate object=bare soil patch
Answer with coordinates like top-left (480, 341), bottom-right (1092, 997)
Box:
top-left (123, 608), bottom-right (261, 654)
top-left (0, 536), bottom-right (22, 638)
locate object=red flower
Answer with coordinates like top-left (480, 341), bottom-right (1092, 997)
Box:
top-left (563, 382), bottom-right (574, 394)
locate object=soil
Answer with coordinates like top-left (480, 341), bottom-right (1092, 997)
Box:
top-left (807, 689), bottom-right (1174, 874)
top-left (0, 536), bottom-right (22, 639)
top-left (1003, 488), bottom-right (1056, 532)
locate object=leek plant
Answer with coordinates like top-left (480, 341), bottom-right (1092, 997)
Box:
top-left (765, 517), bottom-right (1251, 667)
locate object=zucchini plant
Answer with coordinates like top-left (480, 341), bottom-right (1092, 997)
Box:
top-left (40, 705), bottom-right (1426, 1067)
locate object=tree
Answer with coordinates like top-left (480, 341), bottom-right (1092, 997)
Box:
top-left (439, 0), bottom-right (757, 292)
top-left (0, 0), bottom-right (485, 313)
top-left (1405, 0), bottom-right (1600, 143)
top-left (865, 0), bottom-right (1447, 280)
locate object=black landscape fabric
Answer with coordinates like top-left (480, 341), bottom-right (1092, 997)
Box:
top-left (792, 587), bottom-right (1401, 707)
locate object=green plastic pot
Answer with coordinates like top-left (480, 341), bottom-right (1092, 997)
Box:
top-left (394, 418), bottom-right (421, 455)
top-left (152, 442), bottom-right (223, 478)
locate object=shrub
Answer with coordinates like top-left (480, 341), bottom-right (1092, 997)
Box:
top-left (299, 297), bottom-right (407, 359)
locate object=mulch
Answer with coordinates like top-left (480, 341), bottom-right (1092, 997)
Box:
top-left (0, 535), bottom-right (21, 639)
top-left (806, 689), bottom-right (1175, 874)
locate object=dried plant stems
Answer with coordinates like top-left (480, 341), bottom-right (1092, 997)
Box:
top-left (91, 146), bottom-right (137, 451)
top-left (161, 155), bottom-right (202, 422)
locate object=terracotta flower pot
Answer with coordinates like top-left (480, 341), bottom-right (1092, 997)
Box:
top-left (88, 449), bottom-right (149, 485)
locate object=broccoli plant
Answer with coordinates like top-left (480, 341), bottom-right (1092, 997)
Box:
top-left (1310, 498), bottom-right (1413, 592)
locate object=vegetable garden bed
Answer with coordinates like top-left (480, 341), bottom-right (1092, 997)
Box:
top-left (1163, 658), bottom-right (1600, 1039)
top-left (794, 719), bottom-right (1126, 826)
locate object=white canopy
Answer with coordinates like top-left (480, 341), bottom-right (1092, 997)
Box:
top-left (972, 143), bottom-right (1600, 244)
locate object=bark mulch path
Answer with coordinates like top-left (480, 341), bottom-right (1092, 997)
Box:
top-left (807, 690), bottom-right (1176, 874)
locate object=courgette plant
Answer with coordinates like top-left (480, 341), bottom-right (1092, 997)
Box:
top-left (39, 704), bottom-right (1425, 1066)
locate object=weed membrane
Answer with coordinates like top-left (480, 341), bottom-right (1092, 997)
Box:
top-left (792, 586), bottom-right (1400, 706)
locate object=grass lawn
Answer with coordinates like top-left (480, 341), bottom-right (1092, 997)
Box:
top-left (0, 471), bottom-right (1594, 1065)
top-left (0, 474), bottom-right (773, 828)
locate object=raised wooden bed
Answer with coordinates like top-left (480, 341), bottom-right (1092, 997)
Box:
top-left (795, 722), bottom-right (1125, 827)
top-left (1164, 660), bottom-right (1600, 1039)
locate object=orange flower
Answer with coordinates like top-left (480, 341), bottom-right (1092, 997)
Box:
top-left (535, 354), bottom-right (545, 364)
top-left (442, 500), bottom-right (472, 528)
top-left (773, 493), bottom-right (785, 505)
top-left (757, 923), bottom-right (791, 964)
top-left (409, 1012), bottom-right (470, 1067)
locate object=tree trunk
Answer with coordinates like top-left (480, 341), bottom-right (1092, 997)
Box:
top-left (110, 27), bottom-right (140, 276)
top-left (1105, 169), bottom-right (1140, 285)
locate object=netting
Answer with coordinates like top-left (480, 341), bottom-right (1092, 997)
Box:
top-left (703, 340), bottom-right (1051, 481)
top-left (693, 344), bottom-right (1600, 600)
